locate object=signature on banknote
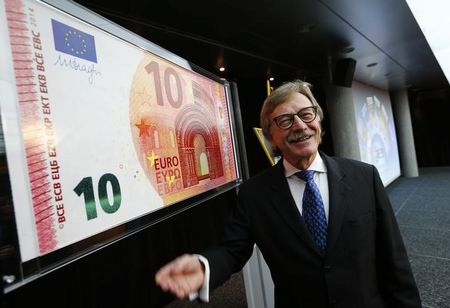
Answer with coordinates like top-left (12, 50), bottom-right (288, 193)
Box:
top-left (53, 54), bottom-right (101, 84)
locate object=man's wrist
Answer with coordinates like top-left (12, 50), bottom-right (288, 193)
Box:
top-left (190, 254), bottom-right (210, 302)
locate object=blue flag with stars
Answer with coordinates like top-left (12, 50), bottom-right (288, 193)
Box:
top-left (51, 19), bottom-right (97, 63)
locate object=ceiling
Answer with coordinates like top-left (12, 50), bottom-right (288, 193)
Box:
top-left (73, 0), bottom-right (449, 92)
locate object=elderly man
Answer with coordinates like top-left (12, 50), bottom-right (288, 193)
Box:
top-left (155, 80), bottom-right (421, 307)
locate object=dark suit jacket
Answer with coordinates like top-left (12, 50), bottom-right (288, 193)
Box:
top-left (203, 153), bottom-right (421, 308)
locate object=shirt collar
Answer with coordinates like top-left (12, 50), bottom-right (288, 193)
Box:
top-left (283, 153), bottom-right (327, 178)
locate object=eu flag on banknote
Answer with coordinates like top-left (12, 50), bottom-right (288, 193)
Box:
top-left (51, 19), bottom-right (97, 63)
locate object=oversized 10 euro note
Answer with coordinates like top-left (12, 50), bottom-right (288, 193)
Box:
top-left (0, 0), bottom-right (238, 261)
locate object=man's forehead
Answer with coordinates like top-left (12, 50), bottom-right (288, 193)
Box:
top-left (272, 95), bottom-right (313, 113)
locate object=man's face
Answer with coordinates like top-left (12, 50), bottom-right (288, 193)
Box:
top-left (268, 92), bottom-right (322, 169)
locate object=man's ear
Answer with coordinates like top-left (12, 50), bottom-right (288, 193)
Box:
top-left (269, 137), bottom-right (279, 152)
top-left (268, 135), bottom-right (276, 147)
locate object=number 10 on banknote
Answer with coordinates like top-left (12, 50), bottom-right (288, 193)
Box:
top-left (1, 0), bottom-right (239, 262)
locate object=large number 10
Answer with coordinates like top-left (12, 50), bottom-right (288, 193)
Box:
top-left (145, 60), bottom-right (183, 108)
top-left (74, 173), bottom-right (122, 220)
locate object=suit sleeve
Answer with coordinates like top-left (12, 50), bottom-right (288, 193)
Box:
top-left (372, 166), bottom-right (422, 307)
top-left (201, 186), bottom-right (255, 291)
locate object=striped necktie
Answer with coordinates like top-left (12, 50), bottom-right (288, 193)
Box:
top-left (297, 170), bottom-right (327, 254)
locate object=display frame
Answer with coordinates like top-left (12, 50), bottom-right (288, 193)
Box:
top-left (0, 0), bottom-right (245, 293)
top-left (253, 127), bottom-right (281, 166)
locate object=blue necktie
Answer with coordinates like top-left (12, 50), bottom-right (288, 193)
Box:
top-left (297, 170), bottom-right (327, 254)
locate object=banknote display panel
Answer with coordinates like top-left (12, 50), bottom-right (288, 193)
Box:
top-left (0, 0), bottom-right (239, 269)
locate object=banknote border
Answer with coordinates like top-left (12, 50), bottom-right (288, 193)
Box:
top-left (0, 0), bottom-right (246, 293)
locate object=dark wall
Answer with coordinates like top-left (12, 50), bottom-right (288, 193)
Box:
top-left (233, 77), bottom-right (272, 176)
top-left (409, 88), bottom-right (450, 167)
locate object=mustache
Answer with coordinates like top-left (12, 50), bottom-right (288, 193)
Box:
top-left (287, 131), bottom-right (313, 142)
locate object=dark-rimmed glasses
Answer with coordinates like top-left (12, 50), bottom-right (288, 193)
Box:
top-left (272, 106), bottom-right (317, 129)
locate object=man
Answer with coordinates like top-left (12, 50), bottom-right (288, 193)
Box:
top-left (155, 80), bottom-right (422, 307)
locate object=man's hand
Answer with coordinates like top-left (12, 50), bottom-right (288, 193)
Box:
top-left (155, 254), bottom-right (205, 299)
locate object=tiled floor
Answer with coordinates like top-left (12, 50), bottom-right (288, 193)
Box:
top-left (164, 272), bottom-right (247, 308)
top-left (387, 167), bottom-right (450, 308)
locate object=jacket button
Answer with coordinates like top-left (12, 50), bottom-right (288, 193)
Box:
top-left (324, 265), bottom-right (332, 272)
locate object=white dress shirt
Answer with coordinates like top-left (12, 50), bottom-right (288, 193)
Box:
top-left (284, 153), bottom-right (329, 221)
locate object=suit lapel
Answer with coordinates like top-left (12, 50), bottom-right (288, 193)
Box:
top-left (268, 160), bottom-right (319, 253)
top-left (267, 155), bottom-right (353, 255)
top-left (321, 153), bottom-right (352, 253)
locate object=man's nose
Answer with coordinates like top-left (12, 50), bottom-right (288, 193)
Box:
top-left (291, 115), bottom-right (308, 129)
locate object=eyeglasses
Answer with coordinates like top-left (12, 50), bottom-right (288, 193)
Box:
top-left (272, 106), bottom-right (317, 129)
